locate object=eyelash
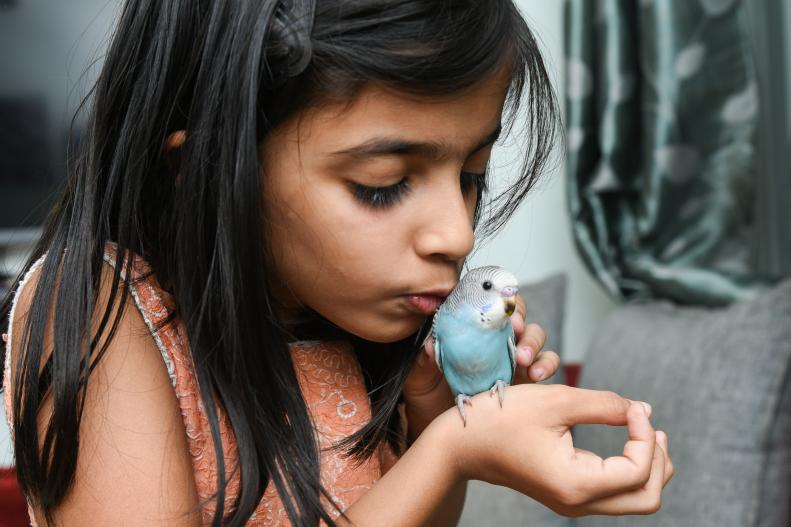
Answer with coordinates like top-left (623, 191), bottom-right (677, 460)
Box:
top-left (352, 171), bottom-right (488, 209)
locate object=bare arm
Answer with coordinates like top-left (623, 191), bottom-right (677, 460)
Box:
top-left (339, 414), bottom-right (459, 527)
top-left (8, 263), bottom-right (202, 526)
top-left (403, 377), bottom-right (466, 527)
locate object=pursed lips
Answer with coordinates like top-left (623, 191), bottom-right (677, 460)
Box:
top-left (403, 293), bottom-right (449, 315)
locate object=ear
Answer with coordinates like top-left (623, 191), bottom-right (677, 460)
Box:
top-left (163, 130), bottom-right (186, 177)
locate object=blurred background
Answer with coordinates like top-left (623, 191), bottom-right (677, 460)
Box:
top-left (0, 1), bottom-right (789, 526)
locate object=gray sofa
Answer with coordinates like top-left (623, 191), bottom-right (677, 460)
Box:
top-left (460, 277), bottom-right (791, 527)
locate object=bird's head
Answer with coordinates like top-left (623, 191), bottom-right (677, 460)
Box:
top-left (446, 266), bottom-right (519, 327)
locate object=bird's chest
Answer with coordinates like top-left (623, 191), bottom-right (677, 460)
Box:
top-left (442, 330), bottom-right (504, 371)
top-left (436, 309), bottom-right (510, 372)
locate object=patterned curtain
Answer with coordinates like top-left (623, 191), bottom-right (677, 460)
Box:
top-left (564, 0), bottom-right (764, 306)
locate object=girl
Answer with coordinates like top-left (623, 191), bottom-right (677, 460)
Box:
top-left (1, 1), bottom-right (673, 526)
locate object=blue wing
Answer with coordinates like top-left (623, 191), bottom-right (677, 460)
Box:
top-left (507, 329), bottom-right (516, 378)
top-left (431, 308), bottom-right (444, 373)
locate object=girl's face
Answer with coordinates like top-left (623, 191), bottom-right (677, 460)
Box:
top-left (263, 71), bottom-right (511, 343)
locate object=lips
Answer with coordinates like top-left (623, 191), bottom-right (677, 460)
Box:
top-left (403, 294), bottom-right (446, 315)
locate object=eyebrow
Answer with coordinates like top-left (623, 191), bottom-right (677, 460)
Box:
top-left (330, 124), bottom-right (502, 161)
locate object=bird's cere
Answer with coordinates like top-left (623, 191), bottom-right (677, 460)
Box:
top-left (501, 286), bottom-right (518, 298)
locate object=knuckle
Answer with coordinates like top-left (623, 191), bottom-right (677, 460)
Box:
top-left (601, 390), bottom-right (627, 416)
top-left (627, 463), bottom-right (652, 489)
top-left (639, 466), bottom-right (652, 487)
top-left (543, 351), bottom-right (561, 367)
top-left (525, 323), bottom-right (546, 342)
top-left (557, 488), bottom-right (587, 507)
top-left (644, 494), bottom-right (662, 514)
top-left (666, 461), bottom-right (676, 481)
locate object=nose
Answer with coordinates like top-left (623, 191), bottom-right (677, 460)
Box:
top-left (413, 181), bottom-right (475, 262)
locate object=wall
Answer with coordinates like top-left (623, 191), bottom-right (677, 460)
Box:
top-left (0, 1), bottom-right (618, 468)
top-left (468, 0), bottom-right (617, 363)
top-left (0, 0), bottom-right (123, 469)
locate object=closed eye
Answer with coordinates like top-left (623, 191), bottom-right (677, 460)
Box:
top-left (460, 170), bottom-right (488, 195)
top-left (351, 170), bottom-right (488, 210)
top-left (351, 178), bottom-right (411, 209)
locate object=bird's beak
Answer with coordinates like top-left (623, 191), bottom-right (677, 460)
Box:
top-left (503, 296), bottom-right (516, 317)
top-left (501, 286), bottom-right (518, 317)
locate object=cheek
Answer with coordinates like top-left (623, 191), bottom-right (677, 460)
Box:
top-left (268, 204), bottom-right (426, 341)
top-left (267, 192), bottom-right (397, 297)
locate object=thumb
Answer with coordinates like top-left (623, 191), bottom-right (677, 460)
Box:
top-left (404, 336), bottom-right (443, 393)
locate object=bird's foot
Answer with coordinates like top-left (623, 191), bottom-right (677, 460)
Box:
top-left (455, 394), bottom-right (473, 427)
top-left (488, 379), bottom-right (510, 408)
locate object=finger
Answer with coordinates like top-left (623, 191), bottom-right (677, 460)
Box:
top-left (557, 387), bottom-right (631, 426)
top-left (422, 335), bottom-right (435, 362)
top-left (511, 309), bottom-right (526, 338)
top-left (405, 335), bottom-right (444, 393)
top-left (578, 437), bottom-right (666, 516)
top-left (528, 350), bottom-right (560, 382)
top-left (510, 294), bottom-right (527, 337)
top-left (656, 430), bottom-right (675, 486)
top-left (596, 402), bottom-right (656, 495)
top-left (565, 401), bottom-right (655, 502)
top-left (515, 294), bottom-right (527, 319)
top-left (515, 323), bottom-right (546, 367)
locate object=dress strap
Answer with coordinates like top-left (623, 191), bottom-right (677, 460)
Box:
top-left (3, 251), bottom-right (49, 442)
top-left (101, 242), bottom-right (178, 387)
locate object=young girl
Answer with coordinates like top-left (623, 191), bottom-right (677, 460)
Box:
top-left (1, 1), bottom-right (673, 525)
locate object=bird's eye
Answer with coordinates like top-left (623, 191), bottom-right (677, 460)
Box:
top-left (482, 281), bottom-right (492, 290)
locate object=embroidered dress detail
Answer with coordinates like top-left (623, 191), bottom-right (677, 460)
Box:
top-left (2, 242), bottom-right (402, 526)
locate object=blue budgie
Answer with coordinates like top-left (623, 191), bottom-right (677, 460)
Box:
top-left (431, 266), bottom-right (519, 425)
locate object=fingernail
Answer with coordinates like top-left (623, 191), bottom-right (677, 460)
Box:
top-left (532, 367), bottom-right (545, 381)
top-left (641, 402), bottom-right (652, 417)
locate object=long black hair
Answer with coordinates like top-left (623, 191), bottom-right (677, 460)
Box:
top-left (0, 1), bottom-right (558, 525)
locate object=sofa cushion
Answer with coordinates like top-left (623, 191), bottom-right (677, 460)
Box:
top-left (519, 272), bottom-right (567, 365)
top-left (572, 279), bottom-right (791, 527)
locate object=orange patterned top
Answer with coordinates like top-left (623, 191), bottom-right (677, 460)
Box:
top-left (2, 242), bottom-right (402, 525)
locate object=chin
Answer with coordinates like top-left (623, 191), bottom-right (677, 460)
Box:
top-left (349, 313), bottom-right (428, 344)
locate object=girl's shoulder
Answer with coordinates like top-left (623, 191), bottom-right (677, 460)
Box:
top-left (3, 243), bottom-right (201, 526)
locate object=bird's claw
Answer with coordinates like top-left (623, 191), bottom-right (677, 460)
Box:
top-left (455, 394), bottom-right (473, 426)
top-left (488, 380), bottom-right (509, 408)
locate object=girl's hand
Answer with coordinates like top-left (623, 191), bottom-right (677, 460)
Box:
top-left (433, 384), bottom-right (675, 516)
top-left (402, 293), bottom-right (561, 425)
top-left (508, 294), bottom-right (562, 384)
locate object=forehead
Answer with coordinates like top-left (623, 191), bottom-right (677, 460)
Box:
top-left (278, 72), bottom-right (512, 162)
